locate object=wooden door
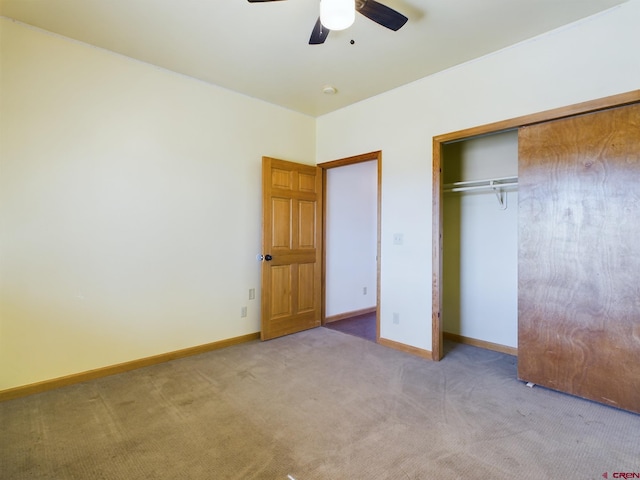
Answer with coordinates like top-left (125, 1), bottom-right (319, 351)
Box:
top-left (261, 157), bottom-right (323, 340)
top-left (518, 103), bottom-right (640, 413)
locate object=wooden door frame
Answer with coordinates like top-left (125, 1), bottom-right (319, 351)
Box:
top-left (318, 151), bottom-right (382, 342)
top-left (432, 90), bottom-right (640, 361)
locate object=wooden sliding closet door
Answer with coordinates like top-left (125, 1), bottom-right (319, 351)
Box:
top-left (518, 103), bottom-right (640, 414)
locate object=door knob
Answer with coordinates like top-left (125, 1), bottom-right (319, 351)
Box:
top-left (264, 254), bottom-right (273, 261)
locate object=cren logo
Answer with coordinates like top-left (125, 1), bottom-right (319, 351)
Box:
top-left (603, 474), bottom-right (608, 479)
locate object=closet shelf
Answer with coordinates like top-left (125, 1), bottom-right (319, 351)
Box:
top-left (443, 176), bottom-right (518, 193)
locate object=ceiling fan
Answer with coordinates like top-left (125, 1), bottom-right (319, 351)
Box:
top-left (247, 0), bottom-right (408, 45)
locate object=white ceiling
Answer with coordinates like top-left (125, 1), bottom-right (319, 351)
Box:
top-left (0, 0), bottom-right (628, 117)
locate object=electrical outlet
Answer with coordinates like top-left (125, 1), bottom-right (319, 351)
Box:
top-left (393, 233), bottom-right (404, 245)
top-left (249, 288), bottom-right (255, 300)
top-left (393, 312), bottom-right (400, 325)
top-left (241, 306), bottom-right (247, 318)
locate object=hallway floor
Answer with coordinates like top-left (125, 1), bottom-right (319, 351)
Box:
top-left (323, 312), bottom-right (376, 342)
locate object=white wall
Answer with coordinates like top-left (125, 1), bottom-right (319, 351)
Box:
top-left (0, 18), bottom-right (315, 389)
top-left (316, 1), bottom-right (640, 353)
top-left (325, 161), bottom-right (377, 317)
top-left (442, 132), bottom-right (518, 348)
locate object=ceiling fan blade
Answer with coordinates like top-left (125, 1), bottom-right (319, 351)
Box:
top-left (357, 0), bottom-right (408, 31)
top-left (309, 17), bottom-right (330, 45)
top-left (247, 0), bottom-right (286, 2)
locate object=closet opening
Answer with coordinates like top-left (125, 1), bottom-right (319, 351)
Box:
top-left (441, 130), bottom-right (519, 358)
top-left (432, 89), bottom-right (640, 362)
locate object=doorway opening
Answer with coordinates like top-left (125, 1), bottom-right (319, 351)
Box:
top-left (319, 151), bottom-right (381, 343)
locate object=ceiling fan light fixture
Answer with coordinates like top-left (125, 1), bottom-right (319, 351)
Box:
top-left (320, 0), bottom-right (355, 31)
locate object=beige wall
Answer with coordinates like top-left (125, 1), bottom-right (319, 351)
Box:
top-left (316, 1), bottom-right (640, 352)
top-left (0, 19), bottom-right (315, 389)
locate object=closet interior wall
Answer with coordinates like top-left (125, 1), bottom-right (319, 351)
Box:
top-left (442, 130), bottom-right (519, 351)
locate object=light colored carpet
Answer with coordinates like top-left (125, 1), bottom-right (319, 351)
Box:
top-left (1, 327), bottom-right (639, 479)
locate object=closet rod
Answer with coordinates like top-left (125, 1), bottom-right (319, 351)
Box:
top-left (443, 176), bottom-right (518, 193)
